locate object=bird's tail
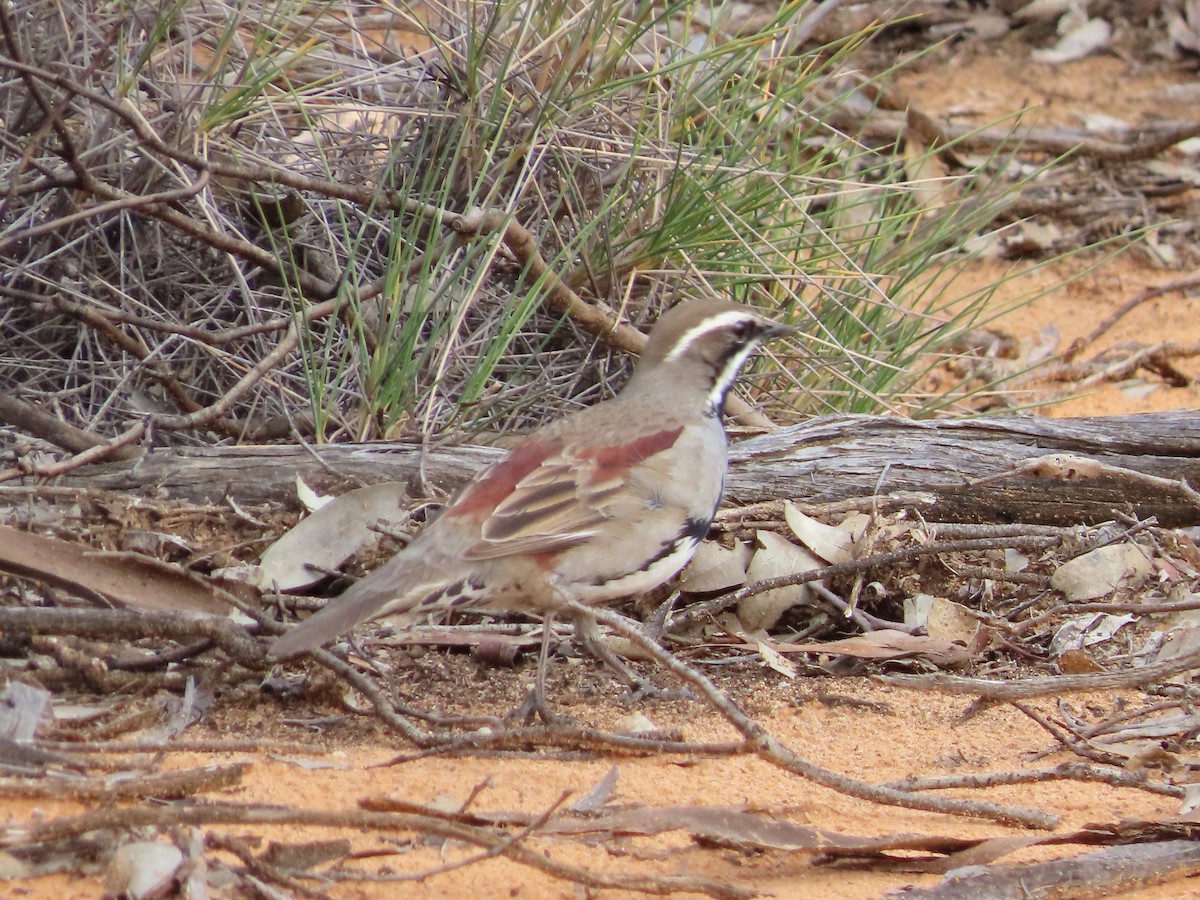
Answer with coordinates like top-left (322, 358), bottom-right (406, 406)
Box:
top-left (268, 556), bottom-right (449, 659)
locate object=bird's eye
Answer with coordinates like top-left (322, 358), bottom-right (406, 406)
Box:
top-left (731, 320), bottom-right (753, 340)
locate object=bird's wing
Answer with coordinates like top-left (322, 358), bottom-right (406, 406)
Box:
top-left (457, 426), bottom-right (685, 560)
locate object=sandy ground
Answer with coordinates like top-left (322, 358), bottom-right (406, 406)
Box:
top-left (7, 47), bottom-right (1200, 900)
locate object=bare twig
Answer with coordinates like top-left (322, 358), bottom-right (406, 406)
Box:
top-left (0, 763), bottom-right (248, 802)
top-left (879, 642), bottom-right (1200, 699)
top-left (0, 394), bottom-right (141, 459)
top-left (2, 803), bottom-right (752, 898)
top-left (1065, 275), bottom-right (1200, 362)
top-left (578, 601), bottom-right (1057, 829)
top-left (0, 607), bottom-right (262, 664)
top-left (882, 761), bottom-right (1183, 799)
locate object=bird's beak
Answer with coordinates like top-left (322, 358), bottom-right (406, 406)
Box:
top-left (762, 319), bottom-right (797, 340)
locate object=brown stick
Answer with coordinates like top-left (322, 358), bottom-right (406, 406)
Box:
top-left (877, 643), bottom-right (1200, 700)
top-left (4, 803), bottom-right (752, 898)
top-left (578, 601), bottom-right (1057, 829)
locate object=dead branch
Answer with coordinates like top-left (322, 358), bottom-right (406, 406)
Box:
top-left (1, 803), bottom-right (753, 899)
top-left (882, 761), bottom-right (1183, 800)
top-left (902, 840), bottom-right (1200, 899)
top-left (878, 642), bottom-right (1200, 700)
top-left (578, 601), bottom-right (1057, 830)
top-left (0, 607), bottom-right (262, 664)
top-left (1066, 274), bottom-right (1200, 362)
top-left (0, 763), bottom-right (248, 802)
top-left (20, 412), bottom-right (1200, 526)
top-left (0, 394), bottom-right (140, 460)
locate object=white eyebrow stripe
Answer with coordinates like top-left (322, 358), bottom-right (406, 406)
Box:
top-left (664, 310), bottom-right (758, 362)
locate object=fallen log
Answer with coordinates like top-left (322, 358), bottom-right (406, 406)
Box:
top-left (6, 413), bottom-right (1200, 526)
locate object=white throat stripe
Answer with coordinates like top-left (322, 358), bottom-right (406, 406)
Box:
top-left (664, 310), bottom-right (758, 362)
top-left (707, 343), bottom-right (756, 414)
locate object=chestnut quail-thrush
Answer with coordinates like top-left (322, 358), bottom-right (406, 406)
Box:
top-left (269, 300), bottom-right (792, 660)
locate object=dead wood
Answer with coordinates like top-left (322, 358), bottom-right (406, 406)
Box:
top-left (902, 839), bottom-right (1200, 900)
top-left (16, 412), bottom-right (1200, 527)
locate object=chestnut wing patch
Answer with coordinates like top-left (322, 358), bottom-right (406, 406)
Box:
top-left (462, 426), bottom-right (684, 561)
top-left (443, 439), bottom-right (561, 521)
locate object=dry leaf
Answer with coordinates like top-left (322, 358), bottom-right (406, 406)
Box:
top-left (615, 712), bottom-right (657, 735)
top-left (1058, 649), bottom-right (1104, 674)
top-left (570, 765), bottom-right (619, 813)
top-left (926, 597), bottom-right (979, 644)
top-left (783, 502), bottom-right (854, 565)
top-left (1050, 544), bottom-right (1152, 601)
top-left (295, 473), bottom-right (333, 512)
top-left (1013, 0), bottom-right (1075, 24)
top-left (1050, 612), bottom-right (1134, 656)
top-left (0, 682), bottom-right (50, 743)
top-left (103, 842), bottom-right (183, 900)
top-left (258, 483), bottom-right (412, 591)
top-left (903, 124), bottom-right (959, 214)
top-left (679, 540), bottom-right (750, 593)
top-left (1002, 220), bottom-right (1063, 256)
top-left (737, 531), bottom-right (822, 632)
top-left (0, 524), bottom-right (234, 615)
top-left (1167, 1), bottom-right (1200, 54)
top-left (1031, 16), bottom-right (1111, 64)
top-left (775, 629), bottom-right (971, 669)
top-left (1005, 548), bottom-right (1030, 573)
top-left (756, 640), bottom-right (797, 679)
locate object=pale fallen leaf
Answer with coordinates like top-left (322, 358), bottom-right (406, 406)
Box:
top-left (836, 513), bottom-right (873, 543)
top-left (1082, 113), bottom-right (1129, 134)
top-left (1119, 380), bottom-right (1161, 400)
top-left (1177, 136), bottom-right (1200, 155)
top-left (0, 852), bottom-right (30, 879)
top-left (600, 635), bottom-right (657, 662)
top-left (904, 593), bottom-right (935, 629)
top-left (258, 482), bottom-right (412, 591)
top-left (1001, 220), bottom-right (1063, 256)
top-left (570, 765), bottom-right (619, 813)
top-left (775, 629), bottom-right (971, 669)
top-left (784, 502), bottom-right (854, 565)
top-left (679, 540), bottom-right (750, 593)
top-left (1145, 160), bottom-right (1200, 187)
top-left (1020, 325), bottom-right (1061, 368)
top-left (104, 842), bottom-right (183, 900)
top-left (1167, 2), bottom-right (1200, 54)
top-left (0, 524), bottom-right (234, 615)
top-left (615, 711), bottom-right (657, 735)
top-left (260, 839), bottom-right (352, 872)
top-left (925, 596), bottom-right (979, 644)
top-left (903, 124), bottom-right (959, 215)
top-left (737, 531), bottom-right (822, 632)
top-left (273, 755), bottom-right (352, 771)
top-left (0, 682), bottom-right (50, 743)
top-left (1050, 612), bottom-right (1135, 656)
top-left (1013, 0), bottom-right (1075, 24)
top-left (1151, 626), bottom-right (1200, 683)
top-left (1181, 784), bottom-right (1200, 816)
top-left (1004, 548), bottom-right (1030, 573)
top-left (1155, 605), bottom-right (1200, 632)
top-left (1050, 544), bottom-right (1152, 601)
top-left (965, 11), bottom-right (1009, 40)
top-left (1031, 17), bottom-right (1111, 64)
top-left (756, 640), bottom-right (797, 679)
top-left (295, 473), bottom-right (333, 512)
